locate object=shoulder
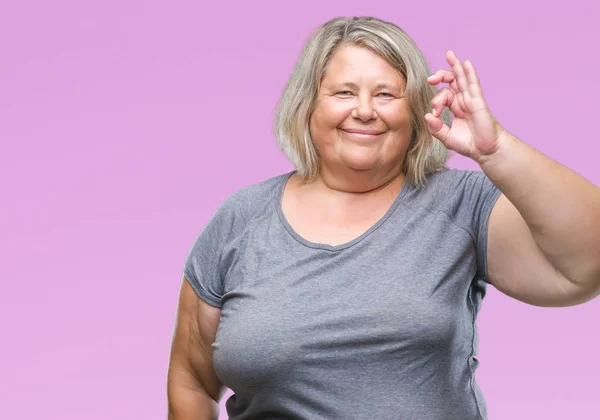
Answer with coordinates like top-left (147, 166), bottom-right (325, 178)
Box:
top-left (220, 171), bottom-right (290, 215)
top-left (405, 167), bottom-right (500, 229)
top-left (422, 167), bottom-right (490, 189)
top-left (407, 167), bottom-right (491, 205)
top-left (206, 171), bottom-right (292, 234)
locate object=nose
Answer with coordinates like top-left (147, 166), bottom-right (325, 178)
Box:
top-left (352, 93), bottom-right (376, 122)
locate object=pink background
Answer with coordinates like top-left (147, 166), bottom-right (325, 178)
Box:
top-left (2, 1), bottom-right (599, 419)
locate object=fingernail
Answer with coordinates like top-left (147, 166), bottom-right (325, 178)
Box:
top-left (432, 108), bottom-right (437, 117)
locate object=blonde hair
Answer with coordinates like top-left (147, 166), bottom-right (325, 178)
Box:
top-left (273, 16), bottom-right (452, 187)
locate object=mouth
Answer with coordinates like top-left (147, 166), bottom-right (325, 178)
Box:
top-left (341, 128), bottom-right (383, 136)
top-left (340, 128), bottom-right (385, 137)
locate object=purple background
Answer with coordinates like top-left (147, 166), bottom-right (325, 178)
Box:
top-left (2, 1), bottom-right (599, 419)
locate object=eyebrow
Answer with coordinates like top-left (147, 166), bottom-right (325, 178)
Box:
top-left (333, 82), bottom-right (402, 92)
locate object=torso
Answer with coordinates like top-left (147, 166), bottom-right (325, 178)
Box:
top-left (183, 168), bottom-right (499, 419)
top-left (280, 172), bottom-right (404, 247)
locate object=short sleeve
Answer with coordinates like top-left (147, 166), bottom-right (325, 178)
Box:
top-left (183, 201), bottom-right (234, 308)
top-left (450, 170), bottom-right (503, 283)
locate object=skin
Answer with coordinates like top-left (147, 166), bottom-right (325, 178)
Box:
top-left (167, 279), bottom-right (223, 419)
top-left (283, 44), bottom-right (412, 240)
top-left (426, 50), bottom-right (600, 306)
top-left (166, 40), bottom-right (600, 419)
top-left (307, 43), bottom-right (411, 195)
top-left (293, 43), bottom-right (600, 306)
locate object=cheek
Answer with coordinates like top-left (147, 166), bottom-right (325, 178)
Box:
top-left (379, 104), bottom-right (412, 131)
top-left (311, 101), bottom-right (350, 130)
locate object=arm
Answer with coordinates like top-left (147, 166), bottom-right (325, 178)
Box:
top-left (482, 135), bottom-right (600, 306)
top-left (167, 277), bottom-right (225, 419)
top-left (426, 50), bottom-right (600, 306)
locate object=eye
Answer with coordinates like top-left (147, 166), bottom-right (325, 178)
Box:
top-left (377, 92), bottom-right (393, 97)
top-left (335, 91), bottom-right (353, 96)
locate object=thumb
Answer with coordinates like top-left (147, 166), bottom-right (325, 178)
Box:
top-left (425, 112), bottom-right (450, 145)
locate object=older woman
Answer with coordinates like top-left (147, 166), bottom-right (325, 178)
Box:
top-left (167, 16), bottom-right (600, 420)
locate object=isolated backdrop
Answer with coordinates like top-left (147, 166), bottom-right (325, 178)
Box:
top-left (1, 0), bottom-right (599, 419)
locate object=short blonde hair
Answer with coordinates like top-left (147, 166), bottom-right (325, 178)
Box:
top-left (273, 16), bottom-right (452, 187)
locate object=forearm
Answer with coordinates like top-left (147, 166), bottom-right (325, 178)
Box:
top-left (167, 373), bottom-right (220, 420)
top-left (478, 131), bottom-right (600, 290)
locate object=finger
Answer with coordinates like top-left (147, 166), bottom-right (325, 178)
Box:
top-left (432, 86), bottom-right (468, 119)
top-left (431, 87), bottom-right (454, 118)
top-left (427, 70), bottom-right (454, 84)
top-left (427, 70), bottom-right (459, 92)
top-left (446, 50), bottom-right (469, 93)
top-left (464, 59), bottom-right (484, 98)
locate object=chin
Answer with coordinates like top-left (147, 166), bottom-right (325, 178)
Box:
top-left (341, 155), bottom-right (380, 171)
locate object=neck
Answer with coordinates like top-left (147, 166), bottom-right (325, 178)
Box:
top-left (307, 164), bottom-right (405, 197)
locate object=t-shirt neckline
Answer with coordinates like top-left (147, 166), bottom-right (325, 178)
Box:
top-left (276, 170), bottom-right (410, 251)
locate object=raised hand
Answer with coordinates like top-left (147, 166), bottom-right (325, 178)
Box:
top-left (425, 50), bottom-right (508, 163)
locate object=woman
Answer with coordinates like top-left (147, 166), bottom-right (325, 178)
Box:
top-left (167, 16), bottom-right (600, 420)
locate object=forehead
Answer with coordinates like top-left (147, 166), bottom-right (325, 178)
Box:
top-left (322, 44), bottom-right (405, 87)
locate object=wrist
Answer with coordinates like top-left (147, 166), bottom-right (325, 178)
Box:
top-left (476, 129), bottom-right (518, 171)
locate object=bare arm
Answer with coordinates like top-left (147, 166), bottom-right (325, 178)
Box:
top-left (483, 134), bottom-right (600, 306)
top-left (167, 277), bottom-right (225, 419)
top-left (426, 52), bottom-right (600, 306)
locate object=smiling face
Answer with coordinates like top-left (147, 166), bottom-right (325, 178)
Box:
top-left (309, 43), bottom-right (413, 175)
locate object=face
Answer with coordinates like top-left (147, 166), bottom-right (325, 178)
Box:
top-left (309, 44), bottom-right (413, 173)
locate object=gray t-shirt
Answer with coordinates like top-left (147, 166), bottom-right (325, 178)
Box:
top-left (183, 167), bottom-right (502, 420)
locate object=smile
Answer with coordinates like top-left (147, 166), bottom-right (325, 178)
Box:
top-left (340, 129), bottom-right (384, 138)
